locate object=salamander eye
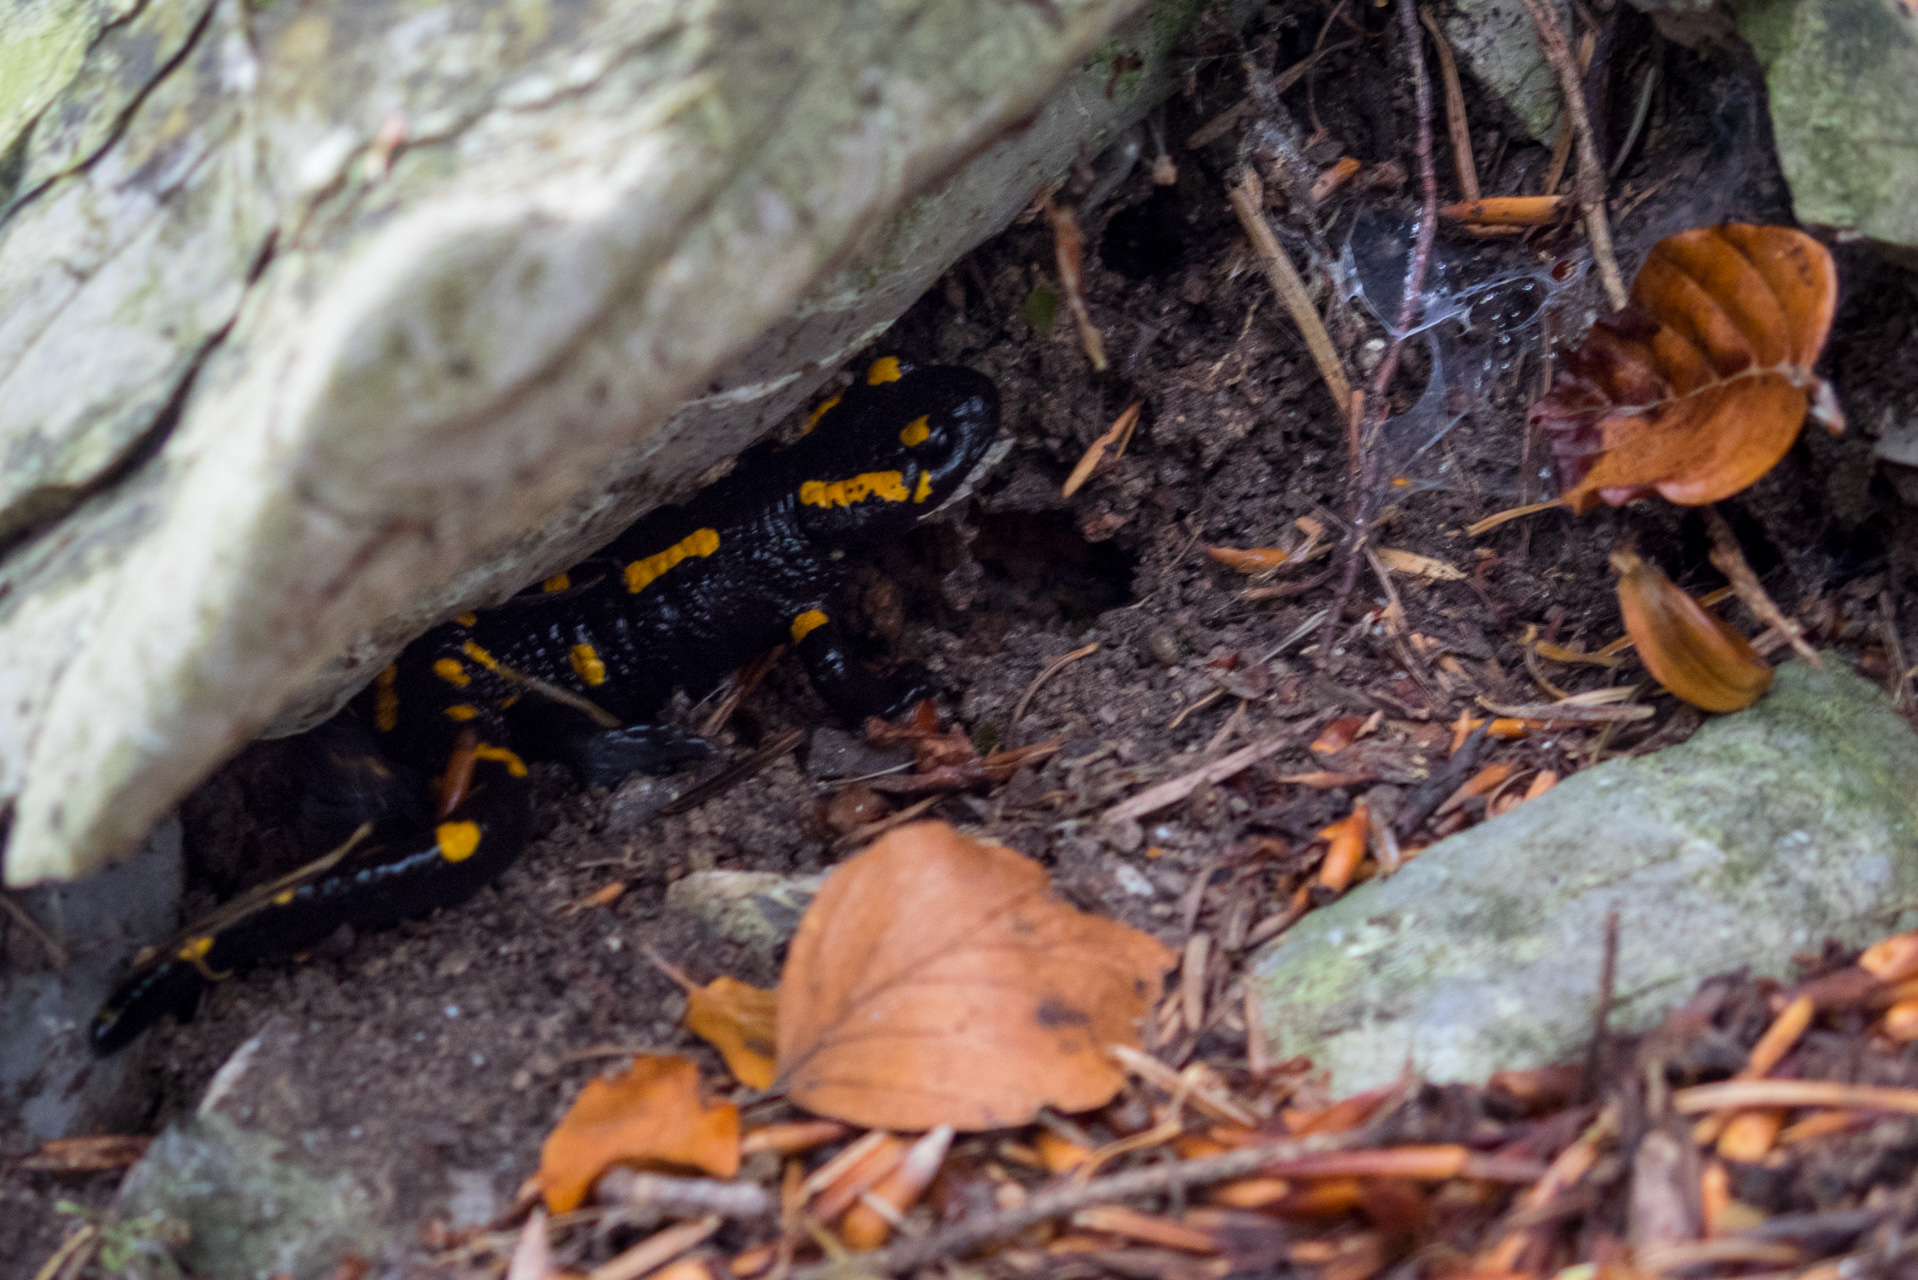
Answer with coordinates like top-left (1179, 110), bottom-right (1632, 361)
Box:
top-left (899, 416), bottom-right (931, 448)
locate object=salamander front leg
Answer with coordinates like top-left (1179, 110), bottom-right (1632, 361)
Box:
top-left (789, 607), bottom-right (928, 722)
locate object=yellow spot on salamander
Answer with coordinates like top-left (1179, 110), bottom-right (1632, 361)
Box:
top-left (866, 356), bottom-right (903, 385)
top-left (437, 820), bottom-right (482, 863)
top-left (374, 666), bottom-right (399, 732)
top-left (569, 643), bottom-right (607, 686)
top-left (914, 471), bottom-right (933, 503)
top-left (801, 393), bottom-right (843, 435)
top-left (454, 612), bottom-right (479, 627)
top-left (273, 889), bottom-right (296, 906)
top-left (461, 640), bottom-right (502, 672)
top-left (176, 935), bottom-right (231, 981)
top-left (899, 416), bottom-right (930, 447)
top-left (542, 572), bottom-right (572, 593)
top-left (433, 658), bottom-right (469, 686)
top-left (790, 609), bottom-right (829, 643)
top-left (625, 527), bottom-right (720, 594)
top-left (472, 743), bottom-right (529, 777)
top-left (799, 471), bottom-right (908, 508)
top-left (445, 704), bottom-right (480, 721)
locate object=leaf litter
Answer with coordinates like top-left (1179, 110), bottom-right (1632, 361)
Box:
top-left (28, 6), bottom-right (1918, 1278)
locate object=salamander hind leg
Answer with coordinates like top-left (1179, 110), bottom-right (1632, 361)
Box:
top-left (91, 727), bottom-right (533, 1054)
top-left (789, 607), bottom-right (929, 723)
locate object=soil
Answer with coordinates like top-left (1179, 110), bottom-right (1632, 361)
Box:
top-left (10, 3), bottom-right (1918, 1275)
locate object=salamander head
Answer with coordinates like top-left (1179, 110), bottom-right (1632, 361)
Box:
top-left (790, 356), bottom-right (999, 546)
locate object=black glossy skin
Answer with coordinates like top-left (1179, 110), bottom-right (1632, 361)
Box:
top-left (91, 357), bottom-right (999, 1053)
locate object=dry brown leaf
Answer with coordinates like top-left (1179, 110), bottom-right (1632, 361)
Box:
top-left (1206, 545), bottom-right (1291, 573)
top-left (538, 1055), bottom-right (739, 1213)
top-left (775, 822), bottom-right (1173, 1130)
top-left (684, 977), bottom-right (779, 1090)
top-left (1613, 549), bottom-right (1772, 712)
top-left (1536, 224), bottom-right (1841, 513)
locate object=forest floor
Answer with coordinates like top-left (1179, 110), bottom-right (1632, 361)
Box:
top-left (12, 2), bottom-right (1918, 1276)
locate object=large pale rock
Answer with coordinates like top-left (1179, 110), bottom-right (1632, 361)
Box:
top-left (1733, 0), bottom-right (1918, 258)
top-left (0, 0), bottom-right (1210, 886)
top-left (1251, 661), bottom-right (1918, 1092)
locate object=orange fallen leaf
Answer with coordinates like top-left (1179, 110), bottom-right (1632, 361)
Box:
top-left (1536, 224), bottom-right (1841, 513)
top-left (840, 1125), bottom-right (954, 1249)
top-left (1034, 1129), bottom-right (1094, 1173)
top-left (1716, 1109), bottom-right (1784, 1161)
top-left (1883, 1001), bottom-right (1918, 1043)
top-left (538, 1055), bottom-right (740, 1213)
top-left (1311, 715), bottom-right (1366, 755)
top-left (775, 822), bottom-right (1174, 1130)
top-left (1309, 156), bottom-right (1362, 203)
top-left (1436, 763), bottom-right (1515, 817)
top-left (809, 1132), bottom-right (908, 1223)
top-left (1315, 802), bottom-right (1370, 892)
top-left (1861, 932), bottom-right (1918, 982)
top-left (1613, 548), bottom-right (1772, 712)
top-left (684, 977), bottom-right (779, 1090)
top-left (1207, 545), bottom-right (1290, 573)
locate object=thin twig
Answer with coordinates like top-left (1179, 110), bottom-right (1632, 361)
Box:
top-left (1226, 171), bottom-right (1352, 414)
top-left (1580, 909), bottom-right (1620, 1103)
top-left (0, 893), bottom-right (66, 968)
top-left (656, 728), bottom-right (806, 817)
top-left (1104, 730), bottom-right (1300, 826)
top-left (1882, 590), bottom-right (1911, 710)
top-left (1317, 0), bottom-right (1439, 666)
top-left (793, 1127), bottom-right (1378, 1279)
top-left (1516, 0), bottom-right (1627, 309)
top-left (1703, 508), bottom-right (1820, 667)
top-left (1418, 8), bottom-right (1479, 202)
top-left (1012, 641), bottom-right (1101, 730)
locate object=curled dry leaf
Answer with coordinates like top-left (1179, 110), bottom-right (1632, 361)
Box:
top-left (1612, 549), bottom-right (1772, 713)
top-left (684, 977), bottom-right (779, 1090)
top-left (775, 822), bottom-right (1173, 1131)
top-left (1535, 224), bottom-right (1841, 513)
top-left (538, 1054), bottom-right (739, 1213)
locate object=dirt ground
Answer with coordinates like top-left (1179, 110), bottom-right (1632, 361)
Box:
top-left (11, 3), bottom-right (1918, 1274)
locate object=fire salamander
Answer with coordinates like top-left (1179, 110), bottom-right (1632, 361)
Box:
top-left (92, 356), bottom-right (999, 1053)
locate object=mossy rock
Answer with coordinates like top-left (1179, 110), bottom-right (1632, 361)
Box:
top-left (1251, 662), bottom-right (1918, 1091)
top-left (0, 0), bottom-right (1221, 885)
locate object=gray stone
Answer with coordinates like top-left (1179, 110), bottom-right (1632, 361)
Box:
top-left (804, 726), bottom-right (913, 781)
top-left (666, 869), bottom-right (824, 960)
top-left (1446, 0), bottom-right (1560, 142)
top-left (1, 816), bottom-right (182, 1148)
top-left (1251, 661), bottom-right (1918, 1093)
top-left (0, 0), bottom-right (1215, 887)
top-left (1732, 0), bottom-right (1918, 259)
top-left (115, 1016), bottom-right (429, 1278)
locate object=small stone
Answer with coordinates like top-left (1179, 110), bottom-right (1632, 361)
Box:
top-left (805, 727), bottom-right (912, 781)
top-left (665, 870), bottom-right (825, 961)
